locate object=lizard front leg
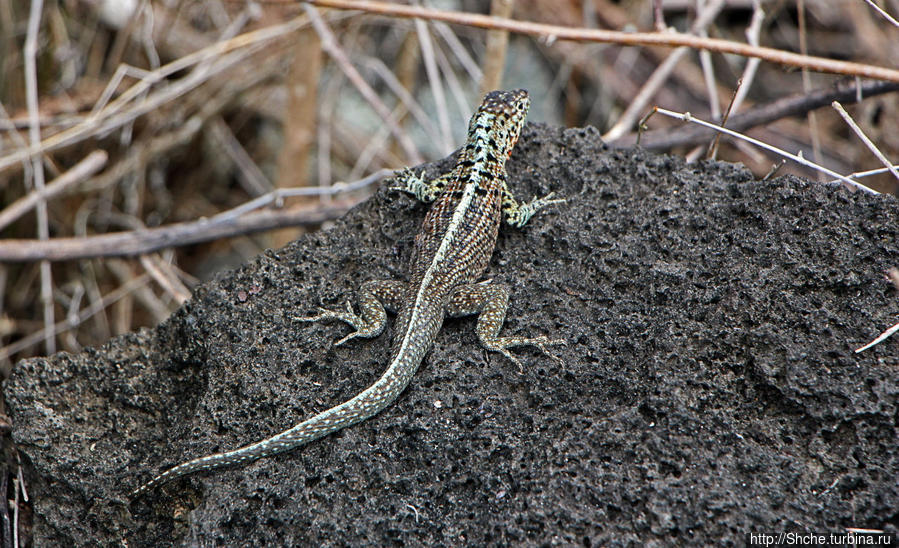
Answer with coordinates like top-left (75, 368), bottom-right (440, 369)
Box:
top-left (500, 179), bottom-right (565, 228)
top-left (391, 168), bottom-right (454, 203)
top-left (446, 283), bottom-right (563, 371)
top-left (297, 280), bottom-right (406, 346)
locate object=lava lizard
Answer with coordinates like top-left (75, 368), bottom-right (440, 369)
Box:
top-left (131, 88), bottom-right (562, 500)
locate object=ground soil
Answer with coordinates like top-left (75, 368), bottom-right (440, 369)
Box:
top-left (6, 123), bottom-right (898, 546)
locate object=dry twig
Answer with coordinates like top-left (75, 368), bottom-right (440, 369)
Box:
top-left (0, 15), bottom-right (309, 175)
top-left (652, 107), bottom-right (877, 194)
top-left (24, 0), bottom-right (55, 354)
top-left (831, 101), bottom-right (899, 183)
top-left (0, 201), bottom-right (356, 262)
top-left (611, 79), bottom-right (899, 150)
top-left (303, 4), bottom-right (423, 163)
top-left (305, 0), bottom-right (899, 83)
top-left (0, 151), bottom-right (107, 231)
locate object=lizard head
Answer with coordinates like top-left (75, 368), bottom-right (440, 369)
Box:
top-left (468, 89), bottom-right (530, 159)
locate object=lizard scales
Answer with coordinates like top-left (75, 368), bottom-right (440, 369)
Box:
top-left (132, 89), bottom-right (560, 499)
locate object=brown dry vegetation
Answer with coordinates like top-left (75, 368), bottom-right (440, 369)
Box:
top-left (0, 0), bottom-right (897, 371)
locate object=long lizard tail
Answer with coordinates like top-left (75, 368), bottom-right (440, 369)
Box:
top-left (130, 353), bottom-right (420, 500)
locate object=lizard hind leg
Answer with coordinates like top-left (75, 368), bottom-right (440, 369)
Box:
top-left (446, 283), bottom-right (564, 372)
top-left (296, 280), bottom-right (406, 346)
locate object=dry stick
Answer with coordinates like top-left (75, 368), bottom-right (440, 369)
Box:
top-left (831, 101), bottom-right (899, 183)
top-left (855, 321), bottom-right (899, 353)
top-left (480, 0), bottom-right (514, 97)
top-left (275, 25), bottom-right (320, 193)
top-left (431, 34), bottom-right (473, 126)
top-left (0, 103), bottom-right (31, 150)
top-left (317, 73), bottom-right (341, 188)
top-left (137, 255), bottom-right (190, 307)
top-left (696, 0), bottom-right (721, 121)
top-left (209, 117), bottom-right (272, 196)
top-left (652, 107), bottom-right (877, 194)
top-left (81, 58), bottom-right (280, 195)
top-left (106, 258), bottom-right (173, 320)
top-left (697, 33), bottom-right (719, 120)
top-left (348, 110), bottom-right (395, 181)
top-left (3, 162), bottom-right (385, 263)
top-left (604, 0), bottom-right (726, 141)
top-left (797, 0), bottom-right (823, 182)
top-left (730, 0), bottom-right (764, 114)
top-left (586, 0), bottom-right (719, 104)
top-left (863, 0), bottom-right (899, 27)
top-left (414, 18), bottom-right (452, 152)
top-left (432, 21), bottom-right (482, 83)
top-left (306, 0), bottom-right (899, 82)
top-left (0, 16), bottom-right (309, 175)
top-left (90, 63), bottom-right (153, 116)
top-left (366, 57), bottom-right (441, 144)
top-left (97, 15), bottom-right (285, 121)
top-left (831, 163), bottom-right (899, 185)
top-left (652, 0), bottom-right (666, 32)
top-left (0, 201), bottom-right (356, 262)
top-left (0, 274), bottom-right (152, 362)
top-left (302, 4), bottom-right (423, 164)
top-left (705, 84), bottom-right (741, 161)
top-left (24, 0), bottom-right (55, 354)
top-left (0, 150), bottom-right (107, 231)
top-left (611, 79), bottom-right (899, 150)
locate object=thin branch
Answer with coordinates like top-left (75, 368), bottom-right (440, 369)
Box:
top-left (209, 117), bottom-right (272, 196)
top-left (305, 0), bottom-right (899, 83)
top-left (797, 0), bottom-right (823, 180)
top-left (80, 57), bottom-right (280, 194)
top-left (604, 0), bottom-right (726, 141)
top-left (414, 18), bottom-right (452, 152)
top-left (2, 154), bottom-right (390, 262)
top-left (832, 101), bottom-right (899, 183)
top-left (828, 163), bottom-right (899, 184)
top-left (0, 201), bottom-right (358, 262)
top-left (432, 35), bottom-right (474, 125)
top-left (480, 0), bottom-right (514, 97)
top-left (432, 21), bottom-right (482, 83)
top-left (212, 168), bottom-right (389, 221)
top-left (653, 0), bottom-right (666, 32)
top-left (365, 57), bottom-right (442, 143)
top-left (24, 0), bottom-right (55, 354)
top-left (863, 0), bottom-right (899, 27)
top-left (730, 0), bottom-right (764, 114)
top-left (611, 79), bottom-right (899, 150)
top-left (0, 15), bottom-right (309, 175)
top-left (0, 274), bottom-right (152, 362)
top-left (855, 320), bottom-right (899, 353)
top-left (137, 255), bottom-right (190, 307)
top-left (652, 107), bottom-right (878, 193)
top-left (302, 4), bottom-right (423, 164)
top-left (107, 258), bottom-right (173, 321)
top-left (697, 0), bottom-right (721, 121)
top-left (0, 151), bottom-right (108, 231)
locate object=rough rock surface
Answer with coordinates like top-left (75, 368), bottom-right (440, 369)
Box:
top-left (6, 123), bottom-right (899, 546)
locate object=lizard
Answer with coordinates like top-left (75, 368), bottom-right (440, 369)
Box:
top-left (130, 88), bottom-right (562, 500)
